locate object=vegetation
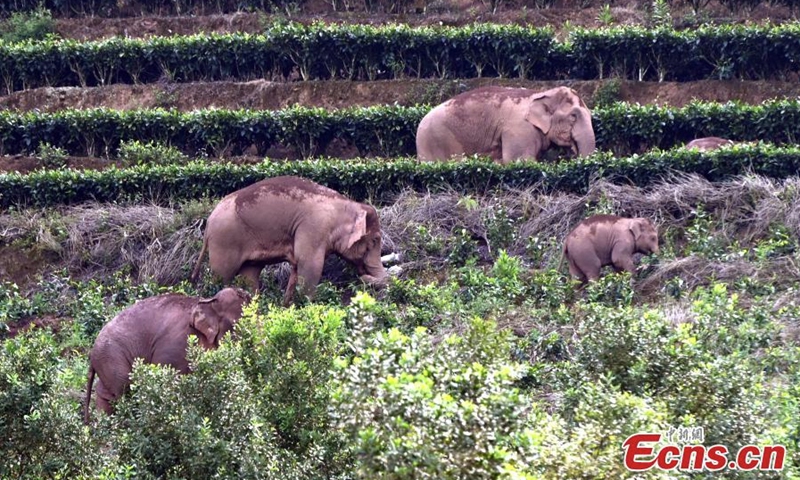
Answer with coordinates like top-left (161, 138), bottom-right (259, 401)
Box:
top-left (1, 100), bottom-right (799, 158)
top-left (0, 7), bottom-right (57, 43)
top-left (3, 145), bottom-right (800, 209)
top-left (2, 0), bottom-right (800, 476)
top-left (3, 23), bottom-right (800, 92)
top-left (1, 175), bottom-right (799, 477)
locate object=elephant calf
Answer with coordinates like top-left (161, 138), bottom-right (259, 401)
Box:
top-left (684, 137), bottom-right (736, 152)
top-left (191, 175), bottom-right (389, 306)
top-left (561, 215), bottom-right (659, 283)
top-left (84, 287), bottom-right (251, 422)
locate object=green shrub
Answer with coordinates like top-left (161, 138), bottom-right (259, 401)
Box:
top-left (117, 140), bottom-right (189, 167)
top-left (35, 142), bottom-right (68, 169)
top-left (0, 282), bottom-right (35, 336)
top-left (110, 350), bottom-right (288, 480)
top-left (236, 301), bottom-right (348, 462)
top-left (0, 7), bottom-right (57, 43)
top-left (543, 379), bottom-right (676, 479)
top-left (0, 328), bottom-right (61, 478)
top-left (2, 23), bottom-right (800, 90)
top-left (591, 78), bottom-right (622, 108)
top-left (331, 313), bottom-right (531, 478)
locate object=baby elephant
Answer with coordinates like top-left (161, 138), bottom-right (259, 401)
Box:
top-left (191, 175), bottom-right (389, 306)
top-left (84, 287), bottom-right (251, 423)
top-left (562, 215), bottom-right (659, 283)
top-left (684, 137), bottom-right (735, 152)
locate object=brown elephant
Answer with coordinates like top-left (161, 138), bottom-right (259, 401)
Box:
top-left (684, 137), bottom-right (735, 151)
top-left (191, 176), bottom-right (389, 306)
top-left (561, 215), bottom-right (659, 283)
top-left (84, 287), bottom-right (251, 422)
top-left (416, 86), bottom-right (596, 164)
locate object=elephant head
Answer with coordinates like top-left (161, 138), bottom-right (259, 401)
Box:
top-left (337, 205), bottom-right (389, 288)
top-left (629, 218), bottom-right (660, 255)
top-left (190, 287), bottom-right (252, 347)
top-left (526, 87), bottom-right (596, 158)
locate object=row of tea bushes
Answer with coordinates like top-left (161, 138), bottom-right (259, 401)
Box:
top-left (1, 144), bottom-right (799, 209)
top-left (0, 101), bottom-right (798, 158)
top-left (2, 23), bottom-right (800, 92)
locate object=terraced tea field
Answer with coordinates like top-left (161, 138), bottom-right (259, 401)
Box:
top-left (1, 0), bottom-right (799, 478)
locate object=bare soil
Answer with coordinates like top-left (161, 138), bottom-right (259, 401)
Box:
top-left (4, 78), bottom-right (800, 114)
top-left (51, 0), bottom-right (795, 41)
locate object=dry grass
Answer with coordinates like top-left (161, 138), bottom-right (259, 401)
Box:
top-left (0, 201), bottom-right (214, 285)
top-left (1, 173), bottom-right (798, 297)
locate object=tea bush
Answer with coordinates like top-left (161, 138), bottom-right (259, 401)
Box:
top-left (116, 140), bottom-right (190, 167)
top-left (0, 7), bottom-right (57, 43)
top-left (330, 316), bottom-right (533, 478)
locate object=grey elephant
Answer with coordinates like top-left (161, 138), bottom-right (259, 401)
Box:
top-left (684, 137), bottom-right (735, 151)
top-left (416, 86), bottom-right (596, 164)
top-left (84, 287), bottom-right (251, 422)
top-left (191, 176), bottom-right (389, 306)
top-left (561, 215), bottom-right (659, 283)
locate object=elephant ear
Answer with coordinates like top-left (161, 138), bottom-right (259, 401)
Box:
top-left (344, 208), bottom-right (368, 251)
top-left (525, 91), bottom-right (553, 134)
top-left (190, 298), bottom-right (219, 347)
top-left (629, 218), bottom-right (647, 241)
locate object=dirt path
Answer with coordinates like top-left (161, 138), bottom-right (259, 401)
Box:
top-left (4, 78), bottom-right (800, 113)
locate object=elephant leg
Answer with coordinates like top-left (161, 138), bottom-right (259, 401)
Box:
top-left (95, 378), bottom-right (117, 415)
top-left (567, 258), bottom-right (588, 283)
top-left (295, 255), bottom-right (324, 303)
top-left (611, 249), bottom-right (636, 275)
top-left (288, 233), bottom-right (327, 305)
top-left (567, 241), bottom-right (602, 282)
top-left (283, 264), bottom-right (299, 307)
top-left (238, 263), bottom-right (264, 292)
top-left (208, 248), bottom-right (242, 285)
top-left (501, 124), bottom-right (542, 163)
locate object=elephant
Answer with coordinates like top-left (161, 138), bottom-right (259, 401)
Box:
top-left (416, 86), bottom-right (596, 164)
top-left (84, 287), bottom-right (251, 422)
top-left (684, 137), bottom-right (735, 151)
top-left (191, 175), bottom-right (389, 306)
top-left (561, 215), bottom-right (659, 283)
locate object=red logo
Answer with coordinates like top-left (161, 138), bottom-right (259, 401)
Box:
top-left (623, 432), bottom-right (785, 472)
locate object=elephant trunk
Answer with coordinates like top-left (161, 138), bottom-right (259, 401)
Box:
top-left (574, 114), bottom-right (596, 157)
top-left (360, 272), bottom-right (389, 289)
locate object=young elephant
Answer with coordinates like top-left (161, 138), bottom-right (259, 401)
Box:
top-left (561, 215), bottom-right (659, 283)
top-left (191, 175), bottom-right (389, 306)
top-left (84, 287), bottom-right (251, 422)
top-left (684, 137), bottom-right (736, 152)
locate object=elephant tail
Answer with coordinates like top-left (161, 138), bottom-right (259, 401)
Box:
top-left (84, 365), bottom-right (95, 424)
top-left (557, 244), bottom-right (568, 273)
top-left (191, 236), bottom-right (208, 284)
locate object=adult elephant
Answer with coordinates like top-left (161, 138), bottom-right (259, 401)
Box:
top-left (416, 86), bottom-right (596, 164)
top-left (84, 287), bottom-right (251, 422)
top-left (191, 176), bottom-right (390, 306)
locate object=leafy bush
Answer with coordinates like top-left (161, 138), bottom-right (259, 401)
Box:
top-left (1, 23), bottom-right (800, 91)
top-left (2, 100), bottom-right (800, 158)
top-left (116, 140), bottom-right (189, 167)
top-left (331, 311), bottom-right (532, 478)
top-left (35, 142), bottom-right (68, 169)
top-left (0, 328), bottom-right (61, 478)
top-left (0, 7), bottom-right (57, 43)
top-left (236, 302), bottom-right (349, 465)
top-left (109, 351), bottom-right (287, 479)
top-left (3, 143), bottom-right (800, 209)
